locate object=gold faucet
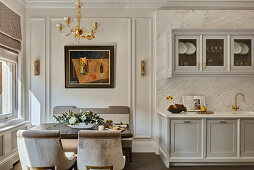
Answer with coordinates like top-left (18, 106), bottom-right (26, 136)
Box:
top-left (232, 93), bottom-right (245, 111)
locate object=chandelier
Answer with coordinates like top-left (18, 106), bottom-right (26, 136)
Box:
top-left (56, 0), bottom-right (98, 43)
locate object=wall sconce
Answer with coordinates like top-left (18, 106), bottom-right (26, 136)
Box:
top-left (141, 60), bottom-right (145, 77)
top-left (34, 59), bottom-right (40, 76)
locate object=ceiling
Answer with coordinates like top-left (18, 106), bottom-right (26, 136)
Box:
top-left (17, 0), bottom-right (254, 9)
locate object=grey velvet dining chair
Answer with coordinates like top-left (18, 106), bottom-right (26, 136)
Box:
top-left (17, 130), bottom-right (76, 170)
top-left (77, 130), bottom-right (125, 170)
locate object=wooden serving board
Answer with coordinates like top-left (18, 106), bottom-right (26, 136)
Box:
top-left (196, 111), bottom-right (214, 114)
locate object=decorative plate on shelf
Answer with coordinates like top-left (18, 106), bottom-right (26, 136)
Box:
top-left (239, 42), bottom-right (249, 54)
top-left (234, 42), bottom-right (241, 54)
top-left (185, 42), bottom-right (196, 55)
top-left (178, 42), bottom-right (187, 54)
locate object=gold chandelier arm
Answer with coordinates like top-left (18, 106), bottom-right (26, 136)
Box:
top-left (57, 24), bottom-right (73, 36)
top-left (81, 27), bottom-right (96, 35)
top-left (81, 27), bottom-right (87, 33)
top-left (61, 31), bottom-right (73, 36)
top-left (67, 25), bottom-right (75, 34)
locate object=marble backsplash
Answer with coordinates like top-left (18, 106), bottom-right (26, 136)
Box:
top-left (156, 10), bottom-right (254, 113)
top-left (157, 76), bottom-right (254, 113)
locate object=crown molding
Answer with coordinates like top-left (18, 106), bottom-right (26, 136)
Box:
top-left (21, 0), bottom-right (254, 9)
top-left (17, 0), bottom-right (27, 7)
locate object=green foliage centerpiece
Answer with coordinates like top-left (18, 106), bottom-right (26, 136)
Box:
top-left (53, 110), bottom-right (104, 129)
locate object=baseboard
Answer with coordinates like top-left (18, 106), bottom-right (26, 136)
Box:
top-left (159, 146), bottom-right (170, 168)
top-left (171, 162), bottom-right (254, 166)
top-left (0, 151), bottom-right (19, 170)
top-left (132, 139), bottom-right (156, 152)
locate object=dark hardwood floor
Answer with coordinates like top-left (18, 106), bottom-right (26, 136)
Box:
top-left (12, 153), bottom-right (254, 170)
top-left (124, 153), bottom-right (254, 170)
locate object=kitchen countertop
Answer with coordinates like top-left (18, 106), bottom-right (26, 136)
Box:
top-left (158, 110), bottom-right (254, 118)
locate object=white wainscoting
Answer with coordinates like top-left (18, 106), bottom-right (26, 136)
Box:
top-left (0, 122), bottom-right (29, 170)
top-left (26, 9), bottom-right (155, 151)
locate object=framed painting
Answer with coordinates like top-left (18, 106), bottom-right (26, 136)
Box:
top-left (65, 46), bottom-right (114, 88)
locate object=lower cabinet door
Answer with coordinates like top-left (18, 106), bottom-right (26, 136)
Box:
top-left (171, 119), bottom-right (202, 157)
top-left (207, 119), bottom-right (237, 158)
top-left (241, 119), bottom-right (254, 157)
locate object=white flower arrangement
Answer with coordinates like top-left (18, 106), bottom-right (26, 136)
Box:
top-left (53, 110), bottom-right (104, 125)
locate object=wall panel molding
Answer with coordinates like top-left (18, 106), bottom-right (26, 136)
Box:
top-left (46, 17), bottom-right (51, 122)
top-left (29, 18), bottom-right (46, 125)
top-left (134, 17), bottom-right (153, 138)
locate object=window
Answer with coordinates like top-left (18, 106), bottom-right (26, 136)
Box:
top-left (0, 52), bottom-right (17, 119)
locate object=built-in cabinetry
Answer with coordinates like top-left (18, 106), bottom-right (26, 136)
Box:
top-left (158, 113), bottom-right (254, 167)
top-left (240, 120), bottom-right (254, 158)
top-left (168, 30), bottom-right (254, 76)
top-left (206, 119), bottom-right (237, 158)
top-left (171, 119), bottom-right (202, 159)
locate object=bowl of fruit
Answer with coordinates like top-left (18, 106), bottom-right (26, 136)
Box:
top-left (167, 104), bottom-right (187, 114)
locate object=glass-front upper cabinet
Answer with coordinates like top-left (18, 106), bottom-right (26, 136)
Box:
top-left (231, 36), bottom-right (254, 71)
top-left (170, 30), bottom-right (254, 76)
top-left (175, 36), bottom-right (200, 73)
top-left (203, 36), bottom-right (228, 72)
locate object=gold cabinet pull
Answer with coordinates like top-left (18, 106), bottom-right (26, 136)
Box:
top-left (219, 121), bottom-right (227, 123)
top-left (184, 120), bottom-right (191, 123)
top-left (198, 62), bottom-right (200, 69)
top-left (141, 60), bottom-right (145, 76)
top-left (204, 63), bottom-right (207, 69)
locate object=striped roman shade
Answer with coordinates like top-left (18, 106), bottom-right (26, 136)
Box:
top-left (0, 2), bottom-right (22, 51)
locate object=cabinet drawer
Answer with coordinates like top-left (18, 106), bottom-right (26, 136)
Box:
top-left (207, 119), bottom-right (237, 158)
top-left (241, 119), bottom-right (254, 157)
top-left (171, 119), bottom-right (202, 158)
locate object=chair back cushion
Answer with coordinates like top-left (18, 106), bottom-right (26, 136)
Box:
top-left (77, 130), bottom-right (125, 170)
top-left (17, 130), bottom-right (75, 170)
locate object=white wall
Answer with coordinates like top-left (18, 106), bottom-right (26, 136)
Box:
top-left (26, 8), bottom-right (155, 152)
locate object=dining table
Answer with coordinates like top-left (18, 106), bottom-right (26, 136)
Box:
top-left (32, 123), bottom-right (133, 139)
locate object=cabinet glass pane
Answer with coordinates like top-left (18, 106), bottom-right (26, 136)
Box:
top-left (206, 39), bottom-right (224, 66)
top-left (234, 39), bottom-right (251, 66)
top-left (178, 39), bottom-right (197, 66)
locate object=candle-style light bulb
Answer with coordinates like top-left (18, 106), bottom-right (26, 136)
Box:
top-left (56, 24), bottom-right (63, 31)
top-left (64, 17), bottom-right (71, 25)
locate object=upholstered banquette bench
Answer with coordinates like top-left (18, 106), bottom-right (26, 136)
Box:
top-left (53, 106), bottom-right (133, 163)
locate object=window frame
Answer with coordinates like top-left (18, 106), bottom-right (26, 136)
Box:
top-left (0, 53), bottom-right (18, 120)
